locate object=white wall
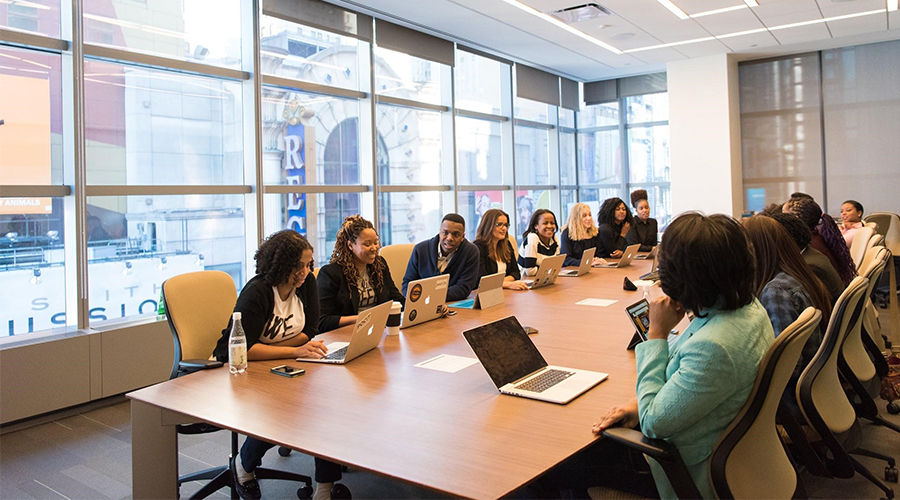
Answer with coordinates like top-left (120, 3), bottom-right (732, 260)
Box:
top-left (667, 53), bottom-right (743, 218)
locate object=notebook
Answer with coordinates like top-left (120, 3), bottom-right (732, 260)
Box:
top-left (401, 274), bottom-right (450, 328)
top-left (463, 316), bottom-right (608, 404)
top-left (559, 247), bottom-right (595, 277)
top-left (595, 244), bottom-right (641, 268)
top-left (298, 300), bottom-right (392, 364)
top-left (523, 253), bottom-right (566, 289)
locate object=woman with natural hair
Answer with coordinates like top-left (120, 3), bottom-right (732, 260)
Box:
top-left (545, 213), bottom-right (773, 499)
top-left (473, 209), bottom-right (528, 290)
top-left (517, 208), bottom-right (559, 276)
top-left (768, 212), bottom-right (845, 305)
top-left (212, 230), bottom-right (346, 500)
top-left (559, 203), bottom-right (603, 267)
top-left (317, 215), bottom-right (404, 333)
top-left (625, 189), bottom-right (658, 252)
top-left (596, 197), bottom-right (632, 258)
top-left (839, 199), bottom-right (865, 246)
top-left (783, 196), bottom-right (856, 286)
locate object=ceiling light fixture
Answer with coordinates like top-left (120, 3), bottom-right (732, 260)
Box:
top-left (498, 0), bottom-right (623, 54)
top-left (624, 8), bottom-right (884, 53)
top-left (656, 0), bottom-right (689, 19)
top-left (690, 5), bottom-right (748, 18)
top-left (888, 0), bottom-right (898, 12)
top-left (743, 0), bottom-right (759, 7)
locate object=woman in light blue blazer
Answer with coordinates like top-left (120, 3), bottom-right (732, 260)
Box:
top-left (592, 213), bottom-right (774, 499)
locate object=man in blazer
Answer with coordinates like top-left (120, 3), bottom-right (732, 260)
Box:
top-left (402, 213), bottom-right (480, 302)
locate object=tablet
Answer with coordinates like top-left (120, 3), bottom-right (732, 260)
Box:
top-left (625, 298), bottom-right (650, 349)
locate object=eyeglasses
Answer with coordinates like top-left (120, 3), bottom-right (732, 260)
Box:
top-left (494, 222), bottom-right (510, 228)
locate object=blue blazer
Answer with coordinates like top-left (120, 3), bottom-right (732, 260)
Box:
top-left (402, 235), bottom-right (480, 302)
top-left (634, 299), bottom-right (774, 499)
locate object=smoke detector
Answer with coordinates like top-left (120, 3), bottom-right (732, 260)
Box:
top-left (548, 3), bottom-right (611, 23)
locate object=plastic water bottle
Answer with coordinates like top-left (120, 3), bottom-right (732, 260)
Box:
top-left (228, 312), bottom-right (247, 374)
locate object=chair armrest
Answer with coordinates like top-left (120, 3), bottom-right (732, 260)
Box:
top-left (601, 427), bottom-right (703, 499)
top-left (178, 359), bottom-right (223, 374)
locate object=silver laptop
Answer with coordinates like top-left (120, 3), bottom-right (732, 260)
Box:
top-left (595, 244), bottom-right (641, 268)
top-left (524, 253), bottom-right (566, 289)
top-left (635, 246), bottom-right (658, 260)
top-left (474, 272), bottom-right (505, 309)
top-left (401, 274), bottom-right (450, 328)
top-left (298, 300), bottom-right (392, 364)
top-left (463, 316), bottom-right (608, 404)
top-left (640, 249), bottom-right (660, 281)
top-left (559, 247), bottom-right (595, 277)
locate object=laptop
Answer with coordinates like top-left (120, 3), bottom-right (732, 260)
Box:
top-left (401, 274), bottom-right (450, 328)
top-left (298, 300), bottom-right (392, 364)
top-left (524, 253), bottom-right (566, 289)
top-left (448, 272), bottom-right (505, 310)
top-left (639, 250), bottom-right (660, 281)
top-left (463, 316), bottom-right (608, 404)
top-left (634, 246), bottom-right (658, 260)
top-left (559, 247), bottom-right (595, 277)
top-left (594, 244), bottom-right (640, 268)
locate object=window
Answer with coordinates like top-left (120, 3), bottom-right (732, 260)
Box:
top-left (2, 0), bottom-right (59, 37)
top-left (374, 48), bottom-right (447, 106)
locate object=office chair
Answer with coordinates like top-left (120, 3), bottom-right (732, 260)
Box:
top-left (850, 226), bottom-right (875, 270)
top-left (163, 270), bottom-right (314, 499)
top-left (603, 307), bottom-right (822, 499)
top-left (379, 243), bottom-right (415, 291)
top-left (864, 212), bottom-right (900, 345)
top-left (795, 277), bottom-right (896, 500)
top-left (840, 247), bottom-right (900, 434)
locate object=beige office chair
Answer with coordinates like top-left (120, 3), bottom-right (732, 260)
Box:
top-left (864, 213), bottom-right (900, 346)
top-left (849, 226), bottom-right (874, 270)
top-left (163, 271), bottom-right (314, 499)
top-left (795, 276), bottom-right (896, 500)
top-left (379, 243), bottom-right (414, 291)
top-left (508, 232), bottom-right (519, 260)
top-left (603, 308), bottom-right (822, 499)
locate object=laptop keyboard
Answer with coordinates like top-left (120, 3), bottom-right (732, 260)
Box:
top-left (323, 346), bottom-right (348, 360)
top-left (515, 369), bottom-right (575, 393)
top-left (640, 271), bottom-right (659, 281)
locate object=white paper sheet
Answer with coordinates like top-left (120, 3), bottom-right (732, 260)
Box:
top-left (575, 298), bottom-right (618, 307)
top-left (632, 280), bottom-right (657, 287)
top-left (414, 354), bottom-right (479, 373)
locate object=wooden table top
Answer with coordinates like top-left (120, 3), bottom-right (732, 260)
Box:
top-left (129, 260), bottom-right (654, 499)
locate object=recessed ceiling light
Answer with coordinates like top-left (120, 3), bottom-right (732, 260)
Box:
top-left (548, 3), bottom-right (611, 23)
top-left (743, 0), bottom-right (759, 6)
top-left (498, 0), bottom-right (623, 54)
top-left (656, 0), bottom-right (689, 19)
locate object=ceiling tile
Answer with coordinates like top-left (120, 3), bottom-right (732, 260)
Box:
top-left (625, 47), bottom-right (689, 65)
top-left (816, 0), bottom-right (885, 17)
top-left (671, 38), bottom-right (735, 57)
top-left (754, 0), bottom-right (823, 27)
top-left (827, 12), bottom-right (888, 38)
top-left (691, 8), bottom-right (767, 35)
top-left (769, 23), bottom-right (832, 44)
top-left (678, 0), bottom-right (748, 15)
top-left (720, 30), bottom-right (782, 51)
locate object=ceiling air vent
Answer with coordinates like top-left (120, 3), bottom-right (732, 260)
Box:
top-left (548, 3), bottom-right (611, 23)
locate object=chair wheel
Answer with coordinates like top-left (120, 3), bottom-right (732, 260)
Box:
top-left (331, 483), bottom-right (352, 499)
top-left (887, 466), bottom-right (899, 483)
top-left (296, 484), bottom-right (313, 499)
top-left (888, 402), bottom-right (900, 415)
top-left (278, 446), bottom-right (292, 457)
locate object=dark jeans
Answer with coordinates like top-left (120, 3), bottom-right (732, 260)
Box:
top-left (523, 437), bottom-right (658, 499)
top-left (240, 436), bottom-right (343, 483)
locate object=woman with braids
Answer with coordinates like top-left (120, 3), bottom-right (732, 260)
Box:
top-left (783, 196), bottom-right (857, 286)
top-left (317, 214), bottom-right (404, 333)
top-left (212, 230), bottom-right (347, 500)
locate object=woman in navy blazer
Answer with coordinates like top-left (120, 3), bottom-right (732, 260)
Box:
top-left (317, 215), bottom-right (404, 333)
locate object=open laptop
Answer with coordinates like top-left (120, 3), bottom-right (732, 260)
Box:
top-left (449, 271), bottom-right (506, 310)
top-left (401, 274), bottom-right (450, 328)
top-left (298, 300), bottom-right (392, 364)
top-left (634, 245), bottom-right (658, 260)
top-left (524, 253), bottom-right (566, 289)
top-left (559, 247), bottom-right (595, 277)
top-left (594, 244), bottom-right (640, 268)
top-left (463, 316), bottom-right (608, 404)
top-left (640, 250), bottom-right (660, 281)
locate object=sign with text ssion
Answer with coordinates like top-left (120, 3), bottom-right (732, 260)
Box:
top-left (0, 74), bottom-right (52, 214)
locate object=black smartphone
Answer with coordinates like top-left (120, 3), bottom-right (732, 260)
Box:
top-left (270, 365), bottom-right (305, 378)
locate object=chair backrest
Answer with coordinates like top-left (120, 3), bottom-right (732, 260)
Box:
top-left (864, 221), bottom-right (877, 229)
top-left (710, 307), bottom-right (821, 500)
top-left (162, 270), bottom-right (237, 379)
top-left (865, 212), bottom-right (900, 254)
top-left (841, 247), bottom-right (889, 384)
top-left (508, 232), bottom-right (519, 260)
top-left (379, 243), bottom-right (415, 291)
top-left (849, 226), bottom-right (874, 270)
top-left (867, 233), bottom-right (884, 250)
top-left (796, 276), bottom-right (868, 437)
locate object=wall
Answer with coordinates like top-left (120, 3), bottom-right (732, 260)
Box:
top-left (667, 53), bottom-right (743, 218)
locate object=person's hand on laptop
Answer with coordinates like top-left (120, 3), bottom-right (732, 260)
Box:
top-left (502, 279), bottom-right (529, 291)
top-left (610, 249), bottom-right (623, 258)
top-left (591, 256), bottom-right (603, 266)
top-left (592, 398), bottom-right (639, 435)
top-left (647, 296), bottom-right (685, 340)
top-left (295, 340), bottom-right (328, 359)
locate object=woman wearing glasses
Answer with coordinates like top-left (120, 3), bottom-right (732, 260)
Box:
top-left (473, 209), bottom-right (528, 290)
top-left (317, 214), bottom-right (405, 332)
top-left (212, 229), bottom-right (346, 500)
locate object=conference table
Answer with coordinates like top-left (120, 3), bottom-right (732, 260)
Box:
top-left (129, 259), bottom-right (656, 499)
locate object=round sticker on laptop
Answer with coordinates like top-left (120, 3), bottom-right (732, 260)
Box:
top-left (408, 309), bottom-right (417, 321)
top-left (409, 283), bottom-right (423, 302)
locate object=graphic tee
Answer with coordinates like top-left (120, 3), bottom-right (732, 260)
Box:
top-left (259, 287), bottom-right (306, 344)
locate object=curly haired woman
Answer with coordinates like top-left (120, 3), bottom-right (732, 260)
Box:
top-left (783, 196), bottom-right (857, 286)
top-left (317, 215), bottom-right (404, 333)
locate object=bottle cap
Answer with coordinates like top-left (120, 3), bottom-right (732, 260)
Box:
top-left (232, 312), bottom-right (241, 320)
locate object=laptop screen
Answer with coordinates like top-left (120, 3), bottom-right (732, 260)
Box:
top-left (463, 316), bottom-right (547, 388)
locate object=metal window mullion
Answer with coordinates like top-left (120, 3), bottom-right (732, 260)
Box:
top-left (376, 94), bottom-right (448, 112)
top-left (0, 186), bottom-right (71, 197)
top-left (84, 186), bottom-right (253, 196)
top-left (624, 119), bottom-right (668, 129)
top-left (817, 50), bottom-right (829, 212)
top-left (376, 185), bottom-right (452, 193)
top-left (369, 32), bottom-right (379, 227)
top-left (516, 185), bottom-right (558, 191)
top-left (250, 0), bottom-right (264, 252)
top-left (456, 185), bottom-right (511, 191)
top-left (513, 118), bottom-right (555, 130)
top-left (0, 28), bottom-right (68, 51)
top-left (450, 59), bottom-right (458, 214)
top-left (261, 75), bottom-right (368, 100)
top-left (509, 63), bottom-right (519, 236)
top-left (71, 0), bottom-right (88, 329)
top-left (455, 108), bottom-right (508, 122)
top-left (264, 185), bottom-right (370, 194)
top-left (83, 44), bottom-right (249, 80)
top-left (619, 95), bottom-right (628, 199)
